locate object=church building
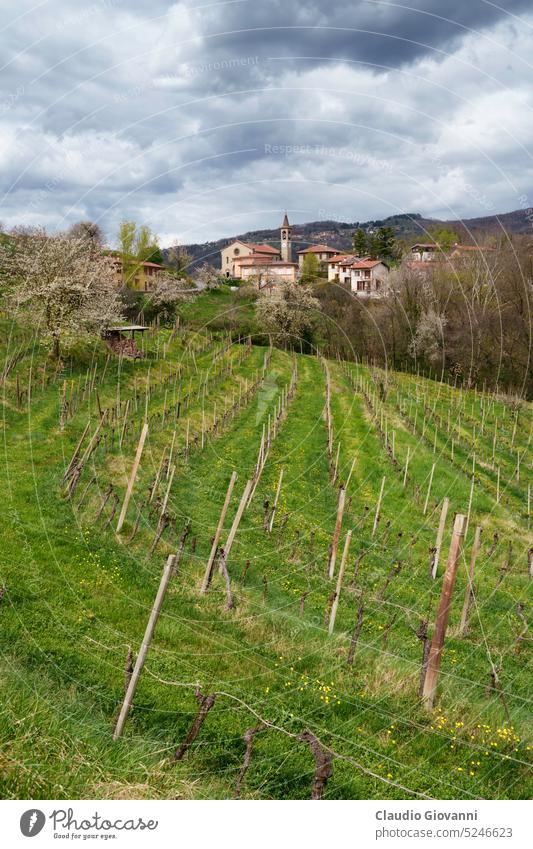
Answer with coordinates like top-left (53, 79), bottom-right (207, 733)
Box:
top-left (220, 215), bottom-right (299, 284)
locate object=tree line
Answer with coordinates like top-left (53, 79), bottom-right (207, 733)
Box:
top-left (0, 220), bottom-right (210, 360)
top-left (316, 238), bottom-right (533, 397)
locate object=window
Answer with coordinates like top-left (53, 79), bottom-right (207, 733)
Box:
top-left (233, 247), bottom-right (240, 255)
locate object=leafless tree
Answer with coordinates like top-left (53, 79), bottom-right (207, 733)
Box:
top-left (67, 220), bottom-right (105, 248)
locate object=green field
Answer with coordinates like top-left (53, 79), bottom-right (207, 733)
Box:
top-left (0, 303), bottom-right (531, 800)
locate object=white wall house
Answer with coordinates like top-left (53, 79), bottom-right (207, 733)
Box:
top-left (327, 254), bottom-right (357, 283)
top-left (349, 260), bottom-right (389, 296)
top-left (409, 243), bottom-right (441, 261)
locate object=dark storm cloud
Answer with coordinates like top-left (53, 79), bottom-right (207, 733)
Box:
top-left (199, 0), bottom-right (531, 69)
top-left (1, 0), bottom-right (532, 241)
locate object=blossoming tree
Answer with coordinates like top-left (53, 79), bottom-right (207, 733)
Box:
top-left (0, 227), bottom-right (123, 359)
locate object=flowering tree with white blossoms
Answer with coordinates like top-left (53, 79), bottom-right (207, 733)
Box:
top-left (256, 281), bottom-right (321, 347)
top-left (195, 263), bottom-right (221, 290)
top-left (0, 227), bottom-right (123, 359)
top-left (149, 272), bottom-right (192, 308)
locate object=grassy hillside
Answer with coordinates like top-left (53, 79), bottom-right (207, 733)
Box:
top-left (0, 307), bottom-right (531, 800)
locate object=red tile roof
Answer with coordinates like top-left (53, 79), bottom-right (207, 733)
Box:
top-left (328, 254), bottom-right (356, 264)
top-left (404, 260), bottom-right (435, 270)
top-left (451, 244), bottom-right (496, 252)
top-left (351, 259), bottom-right (387, 269)
top-left (244, 243), bottom-right (280, 254)
top-left (297, 244), bottom-right (341, 254)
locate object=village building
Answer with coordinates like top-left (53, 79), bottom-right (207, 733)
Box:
top-left (297, 243), bottom-right (341, 268)
top-left (220, 239), bottom-right (280, 277)
top-left (327, 254), bottom-right (359, 283)
top-left (349, 259), bottom-right (390, 295)
top-left (403, 242), bottom-right (496, 277)
top-left (235, 256), bottom-right (299, 284)
top-left (221, 215), bottom-right (298, 283)
top-left (104, 254), bottom-right (166, 291)
top-left (409, 243), bottom-right (442, 261)
top-left (327, 253), bottom-right (390, 294)
top-left (280, 213), bottom-right (291, 262)
top-left (133, 261), bottom-right (166, 291)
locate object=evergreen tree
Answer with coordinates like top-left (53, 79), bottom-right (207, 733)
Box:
top-left (374, 226), bottom-right (396, 262)
top-left (367, 231), bottom-right (381, 259)
top-left (352, 228), bottom-right (368, 256)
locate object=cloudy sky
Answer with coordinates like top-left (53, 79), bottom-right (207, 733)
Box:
top-left (1, 0), bottom-right (533, 245)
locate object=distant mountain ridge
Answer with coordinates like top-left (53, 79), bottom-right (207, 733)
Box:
top-left (170, 208), bottom-right (532, 269)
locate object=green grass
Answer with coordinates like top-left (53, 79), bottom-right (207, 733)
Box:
top-left (0, 308), bottom-right (531, 800)
top-left (176, 285), bottom-right (258, 334)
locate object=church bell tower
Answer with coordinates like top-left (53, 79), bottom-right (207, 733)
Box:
top-left (280, 213), bottom-right (291, 262)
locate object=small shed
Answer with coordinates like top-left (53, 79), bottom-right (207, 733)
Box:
top-left (108, 325), bottom-right (148, 339)
top-left (104, 325), bottom-right (148, 357)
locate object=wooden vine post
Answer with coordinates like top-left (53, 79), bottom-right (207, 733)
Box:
top-left (200, 471), bottom-right (238, 594)
top-left (324, 362), bottom-right (333, 460)
top-left (432, 497), bottom-right (449, 579)
top-left (119, 399), bottom-right (130, 448)
top-left (423, 462), bottom-right (436, 515)
top-left (402, 447), bottom-right (410, 488)
top-left (224, 479), bottom-right (254, 559)
top-left (328, 530), bottom-right (352, 634)
top-left (78, 412), bottom-right (107, 468)
top-left (113, 552), bottom-right (176, 739)
top-left (268, 467), bottom-right (284, 533)
top-left (116, 422), bottom-right (149, 534)
top-left (459, 526), bottom-right (482, 635)
top-left (371, 476), bottom-right (386, 538)
top-left (422, 513), bottom-right (467, 710)
top-left (465, 475), bottom-right (475, 537)
top-left (61, 420), bottom-right (90, 485)
top-left (327, 485), bottom-right (346, 579)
